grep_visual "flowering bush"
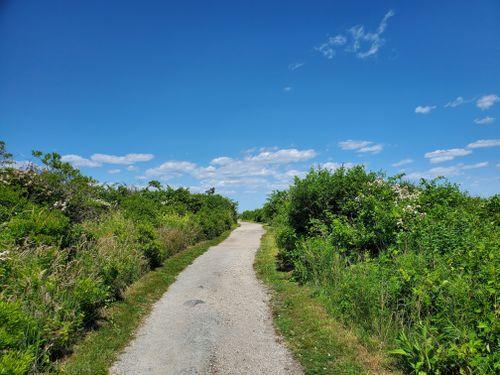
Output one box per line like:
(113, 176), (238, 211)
(0, 142), (237, 373)
(263, 166), (499, 373)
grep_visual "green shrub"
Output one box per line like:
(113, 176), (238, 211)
(261, 166), (499, 373)
(195, 206), (234, 239)
(0, 301), (40, 374)
(0, 141), (237, 373)
(134, 223), (165, 268)
(82, 212), (148, 298)
(0, 205), (70, 247)
(239, 208), (265, 222)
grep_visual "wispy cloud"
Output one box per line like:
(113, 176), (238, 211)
(338, 140), (383, 154)
(245, 148), (317, 164)
(61, 153), (154, 168)
(288, 62), (305, 71)
(349, 10), (395, 58)
(315, 10), (395, 60)
(145, 161), (197, 177)
(392, 158), (413, 167)
(422, 139), (500, 165)
(108, 168), (121, 174)
(424, 148), (472, 163)
(461, 161), (489, 170)
(444, 96), (465, 108)
(476, 94), (500, 110)
(210, 156), (233, 166)
(91, 153), (154, 165)
(283, 86), (293, 92)
(406, 162), (489, 180)
(415, 105), (436, 114)
(467, 139), (500, 149)
(61, 154), (102, 167)
(315, 35), (347, 59)
(474, 116), (495, 125)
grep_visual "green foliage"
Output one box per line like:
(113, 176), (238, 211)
(239, 208), (265, 222)
(262, 166), (499, 373)
(1, 204), (70, 247)
(0, 141), (237, 373)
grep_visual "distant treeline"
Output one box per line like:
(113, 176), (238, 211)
(0, 141), (237, 374)
(254, 165), (499, 373)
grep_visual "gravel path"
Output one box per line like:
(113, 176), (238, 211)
(110, 222), (302, 375)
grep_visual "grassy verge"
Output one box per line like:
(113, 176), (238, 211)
(59, 228), (234, 374)
(255, 227), (396, 375)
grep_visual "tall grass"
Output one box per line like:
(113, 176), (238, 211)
(0, 141), (237, 373)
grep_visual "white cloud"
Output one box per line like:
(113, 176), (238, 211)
(61, 152), (154, 168)
(415, 105), (436, 114)
(392, 158), (413, 167)
(461, 162), (488, 170)
(444, 96), (465, 108)
(91, 153), (154, 165)
(126, 165), (138, 171)
(245, 148), (317, 164)
(348, 10), (395, 58)
(108, 168), (121, 174)
(406, 166), (459, 180)
(424, 148), (472, 163)
(61, 154), (101, 167)
(315, 35), (347, 59)
(338, 140), (383, 154)
(406, 162), (489, 180)
(283, 86), (293, 92)
(145, 161), (197, 178)
(142, 147), (318, 194)
(288, 62), (305, 71)
(467, 139), (500, 149)
(476, 94), (500, 110)
(274, 169), (308, 182)
(210, 156), (233, 166)
(315, 10), (394, 60)
(474, 116), (495, 125)
(338, 140), (371, 150)
(359, 144), (383, 153)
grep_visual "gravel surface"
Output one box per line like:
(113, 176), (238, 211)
(110, 222), (302, 375)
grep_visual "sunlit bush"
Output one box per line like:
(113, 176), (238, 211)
(263, 165), (499, 373)
(0, 141), (237, 373)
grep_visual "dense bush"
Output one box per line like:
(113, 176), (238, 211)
(0, 142), (237, 373)
(262, 165), (499, 374)
(239, 208), (265, 222)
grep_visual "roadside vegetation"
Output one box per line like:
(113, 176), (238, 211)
(255, 228), (394, 374)
(61, 230), (232, 374)
(239, 208), (266, 223)
(255, 165), (499, 374)
(0, 141), (237, 374)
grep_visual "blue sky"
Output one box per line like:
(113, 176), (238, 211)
(1, 0), (499, 210)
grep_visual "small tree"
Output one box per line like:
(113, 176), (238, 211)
(0, 140), (13, 166)
(148, 180), (162, 190)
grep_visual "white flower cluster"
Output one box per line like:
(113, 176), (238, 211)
(391, 184), (421, 202)
(53, 200), (68, 211)
(367, 178), (386, 187)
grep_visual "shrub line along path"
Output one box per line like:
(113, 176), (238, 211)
(110, 222), (302, 374)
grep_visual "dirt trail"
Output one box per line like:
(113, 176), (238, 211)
(110, 222), (302, 375)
